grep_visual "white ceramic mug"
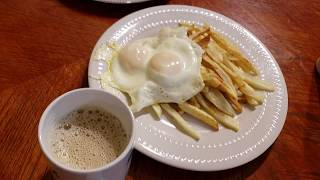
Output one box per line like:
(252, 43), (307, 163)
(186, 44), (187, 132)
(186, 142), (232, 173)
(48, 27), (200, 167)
(38, 88), (135, 180)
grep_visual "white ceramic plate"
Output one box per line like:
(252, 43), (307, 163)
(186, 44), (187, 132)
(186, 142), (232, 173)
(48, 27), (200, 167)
(88, 5), (288, 171)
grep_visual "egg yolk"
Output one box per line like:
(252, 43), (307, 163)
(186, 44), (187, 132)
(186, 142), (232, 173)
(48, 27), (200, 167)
(149, 51), (185, 76)
(118, 43), (149, 73)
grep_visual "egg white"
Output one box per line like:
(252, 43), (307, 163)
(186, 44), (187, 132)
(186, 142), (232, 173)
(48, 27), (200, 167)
(101, 27), (204, 112)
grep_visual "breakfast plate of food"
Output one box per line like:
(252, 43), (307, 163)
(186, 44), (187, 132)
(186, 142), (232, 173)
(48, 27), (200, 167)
(88, 5), (288, 171)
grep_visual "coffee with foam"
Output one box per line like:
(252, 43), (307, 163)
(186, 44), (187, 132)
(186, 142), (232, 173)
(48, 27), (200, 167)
(48, 106), (128, 170)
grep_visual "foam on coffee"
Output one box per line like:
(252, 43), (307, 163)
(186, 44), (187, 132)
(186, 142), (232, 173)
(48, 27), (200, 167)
(49, 106), (128, 170)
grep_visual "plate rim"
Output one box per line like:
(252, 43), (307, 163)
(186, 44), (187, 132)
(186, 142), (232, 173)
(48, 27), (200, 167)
(88, 5), (288, 171)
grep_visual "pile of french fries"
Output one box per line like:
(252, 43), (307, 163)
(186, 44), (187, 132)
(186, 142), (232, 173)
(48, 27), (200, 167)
(151, 23), (275, 141)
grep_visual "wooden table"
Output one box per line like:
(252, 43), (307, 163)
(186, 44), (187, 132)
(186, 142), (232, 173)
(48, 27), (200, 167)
(1, 0), (320, 179)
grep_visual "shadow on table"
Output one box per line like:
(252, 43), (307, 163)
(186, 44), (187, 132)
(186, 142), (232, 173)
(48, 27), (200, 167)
(42, 171), (54, 180)
(58, 0), (169, 18)
(41, 147), (271, 179)
(128, 147), (272, 179)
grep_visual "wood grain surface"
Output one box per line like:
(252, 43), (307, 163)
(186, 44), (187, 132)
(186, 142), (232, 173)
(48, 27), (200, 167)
(1, 0), (320, 179)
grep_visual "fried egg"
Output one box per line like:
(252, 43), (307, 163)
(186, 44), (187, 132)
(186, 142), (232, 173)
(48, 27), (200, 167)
(101, 27), (204, 112)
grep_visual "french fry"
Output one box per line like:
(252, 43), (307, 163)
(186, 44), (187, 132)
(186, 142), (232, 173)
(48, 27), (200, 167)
(196, 94), (239, 132)
(200, 67), (236, 100)
(205, 78), (221, 88)
(238, 95), (247, 103)
(203, 55), (238, 99)
(239, 82), (264, 104)
(202, 66), (223, 87)
(209, 30), (258, 75)
(206, 56), (263, 103)
(194, 33), (209, 42)
(202, 87), (235, 117)
(226, 95), (242, 113)
(228, 56), (258, 76)
(202, 66), (223, 81)
(244, 85), (264, 107)
(241, 73), (274, 91)
(202, 69), (236, 100)
(232, 83), (244, 97)
(178, 102), (219, 130)
(170, 103), (185, 115)
(223, 58), (274, 91)
(179, 23), (201, 35)
(204, 78), (235, 101)
(246, 96), (259, 107)
(196, 34), (211, 48)
(151, 104), (162, 120)
(206, 41), (226, 63)
(205, 78), (237, 102)
(204, 54), (238, 83)
(201, 68), (216, 81)
(188, 97), (201, 108)
(190, 26), (210, 40)
(161, 104), (199, 140)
